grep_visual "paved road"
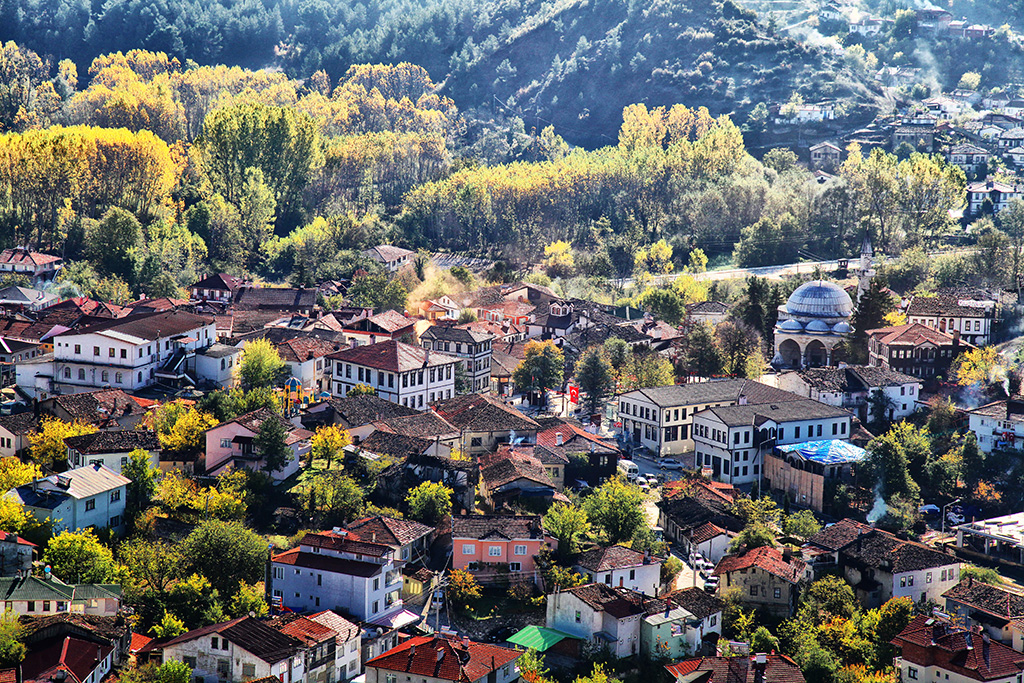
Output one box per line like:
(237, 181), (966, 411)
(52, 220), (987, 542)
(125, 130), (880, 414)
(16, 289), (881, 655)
(612, 259), (843, 289)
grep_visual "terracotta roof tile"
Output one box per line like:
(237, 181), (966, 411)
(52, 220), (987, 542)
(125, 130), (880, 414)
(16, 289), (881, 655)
(714, 546), (806, 584)
(575, 545), (651, 572)
(893, 615), (1024, 680)
(665, 655), (805, 683)
(452, 515), (543, 541)
(327, 340), (459, 373)
(366, 634), (521, 683)
(433, 393), (539, 432)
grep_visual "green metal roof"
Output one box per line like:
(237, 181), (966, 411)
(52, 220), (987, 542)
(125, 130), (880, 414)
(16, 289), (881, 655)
(506, 626), (575, 652)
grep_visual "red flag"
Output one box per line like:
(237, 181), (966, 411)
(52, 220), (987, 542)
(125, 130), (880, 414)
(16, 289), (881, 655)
(569, 386), (579, 403)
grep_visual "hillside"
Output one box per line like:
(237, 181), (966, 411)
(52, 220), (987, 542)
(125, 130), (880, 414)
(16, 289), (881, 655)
(0, 0), (881, 147)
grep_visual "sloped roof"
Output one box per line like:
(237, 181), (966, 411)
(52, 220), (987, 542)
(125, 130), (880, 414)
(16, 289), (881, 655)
(365, 634), (521, 683)
(160, 617), (303, 664)
(233, 287), (317, 310)
(190, 273), (247, 292)
(296, 530), (391, 557)
(794, 365), (920, 392)
(347, 515), (433, 549)
(840, 528), (960, 573)
(943, 578), (1024, 620)
(665, 587), (726, 621)
(274, 336), (338, 362)
(452, 515), (543, 541)
(665, 655), (806, 683)
(0, 248), (60, 268)
(422, 326), (493, 344)
(48, 389), (147, 425)
(64, 429), (160, 455)
(308, 610), (360, 644)
(433, 393), (539, 432)
(866, 322), (965, 347)
(893, 615), (1024, 681)
(327, 340), (460, 372)
(714, 546), (806, 584)
(0, 411), (37, 436)
(373, 412), (458, 439)
(56, 310), (213, 342)
(624, 379), (802, 409)
(22, 636), (114, 683)
(908, 294), (995, 318)
(272, 548), (385, 577)
(804, 518), (872, 551)
(310, 395), (420, 428)
(362, 245), (415, 264)
(481, 453), (554, 491)
(561, 584), (664, 619)
(359, 431), (436, 457)
(575, 545), (652, 572)
(12, 464), (130, 508)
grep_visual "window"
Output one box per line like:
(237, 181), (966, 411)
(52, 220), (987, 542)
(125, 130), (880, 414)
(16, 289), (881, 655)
(908, 576), (914, 586)
(110, 489), (121, 503)
(749, 586), (758, 596)
(794, 427), (800, 439)
(94, 346), (100, 356)
(115, 372), (122, 384)
(470, 437), (482, 447)
(26, 601), (34, 612)
(184, 657), (196, 670)
(101, 370), (108, 382)
(373, 578), (380, 591)
(110, 516), (120, 527)
(908, 668), (918, 680)
(273, 567), (284, 580)
(221, 438), (232, 448)
(74, 344), (81, 354)
(121, 349), (127, 359)
(372, 601), (379, 613)
(629, 569), (635, 580)
(56, 601), (66, 612)
(212, 637), (219, 649)
(710, 615), (717, 626)
(927, 572), (932, 583)
(43, 601), (50, 612)
(85, 498), (96, 511)
(217, 659), (230, 677)
(509, 562), (521, 571)
(79, 368), (86, 380)
(242, 665), (256, 680)
(489, 546), (502, 556)
(900, 577), (906, 587)
(386, 675), (398, 683)
(773, 588), (781, 599)
(575, 610), (582, 623)
(514, 545), (527, 556)
(462, 544), (475, 555)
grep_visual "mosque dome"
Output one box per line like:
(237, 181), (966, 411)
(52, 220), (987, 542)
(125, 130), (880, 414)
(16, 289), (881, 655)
(832, 322), (852, 334)
(805, 320), (831, 334)
(785, 280), (854, 318)
(778, 319), (805, 332)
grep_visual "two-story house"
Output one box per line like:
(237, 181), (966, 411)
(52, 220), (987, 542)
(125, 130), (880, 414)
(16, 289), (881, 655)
(944, 577), (1024, 651)
(804, 519), (961, 608)
(361, 245), (415, 273)
(778, 365), (922, 423)
(364, 634), (521, 683)
(967, 179), (1023, 215)
(906, 293), (997, 347)
(327, 340), (460, 409)
(204, 408), (311, 480)
(714, 546), (809, 617)
(692, 399), (853, 486)
(8, 464), (129, 534)
(617, 379), (805, 457)
(0, 575), (120, 616)
(893, 615), (1024, 683)
(573, 545), (663, 597)
(270, 336), (338, 394)
(452, 515), (547, 584)
(421, 326), (494, 393)
(189, 273), (247, 303)
(0, 248), (62, 281)
(270, 529), (404, 622)
(153, 616), (306, 683)
(968, 398), (1024, 453)
(308, 610), (362, 682)
(44, 310), (216, 398)
(64, 430), (160, 475)
(948, 143), (991, 175)
(433, 393), (540, 456)
(866, 323), (967, 380)
(0, 412), (37, 458)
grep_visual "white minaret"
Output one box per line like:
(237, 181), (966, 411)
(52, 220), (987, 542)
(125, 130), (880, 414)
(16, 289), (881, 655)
(856, 232), (875, 301)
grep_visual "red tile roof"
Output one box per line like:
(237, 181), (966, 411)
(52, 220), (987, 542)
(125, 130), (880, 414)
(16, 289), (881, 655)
(275, 336), (339, 362)
(893, 615), (1024, 681)
(276, 616), (336, 645)
(866, 322), (965, 347)
(714, 546), (806, 584)
(575, 545), (651, 572)
(346, 516), (434, 549)
(271, 548), (385, 578)
(297, 529), (391, 557)
(366, 634), (521, 683)
(130, 633), (153, 652)
(666, 656), (805, 683)
(22, 636), (114, 683)
(433, 393), (540, 432)
(0, 248), (61, 267)
(690, 521), (729, 545)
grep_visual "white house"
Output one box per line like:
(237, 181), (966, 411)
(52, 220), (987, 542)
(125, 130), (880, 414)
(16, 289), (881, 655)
(617, 379), (805, 456)
(573, 545), (663, 597)
(0, 576), (120, 616)
(692, 399), (853, 486)
(967, 398), (1024, 453)
(0, 248), (61, 280)
(0, 412), (36, 458)
(268, 336), (338, 394)
(270, 529), (405, 623)
(421, 325), (495, 393)
(966, 180), (1023, 215)
(777, 365), (922, 423)
(194, 343), (241, 389)
(8, 463), (129, 534)
(64, 430), (160, 475)
(204, 408), (310, 480)
(41, 310), (216, 398)
(361, 245), (416, 273)
(546, 584), (648, 658)
(906, 292), (997, 347)
(308, 610), (363, 682)
(154, 616), (306, 683)
(326, 340), (460, 410)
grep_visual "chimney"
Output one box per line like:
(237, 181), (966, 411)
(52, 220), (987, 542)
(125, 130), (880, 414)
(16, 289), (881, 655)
(753, 653), (767, 683)
(555, 432), (563, 446)
(437, 649), (444, 662)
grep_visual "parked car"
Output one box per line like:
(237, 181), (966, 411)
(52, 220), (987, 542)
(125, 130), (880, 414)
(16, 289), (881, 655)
(660, 458), (684, 470)
(919, 504), (940, 517)
(704, 576), (720, 593)
(635, 476), (649, 487)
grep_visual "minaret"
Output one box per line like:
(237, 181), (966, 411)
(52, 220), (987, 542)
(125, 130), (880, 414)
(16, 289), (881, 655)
(857, 232), (875, 301)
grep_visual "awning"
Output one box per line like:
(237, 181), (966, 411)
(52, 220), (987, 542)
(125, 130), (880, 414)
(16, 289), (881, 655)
(369, 608), (420, 630)
(506, 626), (576, 652)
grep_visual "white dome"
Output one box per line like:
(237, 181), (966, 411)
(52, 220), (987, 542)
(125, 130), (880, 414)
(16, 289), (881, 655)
(832, 322), (852, 334)
(778, 319), (804, 332)
(806, 319), (831, 334)
(786, 280), (853, 318)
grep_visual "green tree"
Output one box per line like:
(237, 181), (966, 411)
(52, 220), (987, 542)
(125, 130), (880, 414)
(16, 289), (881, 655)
(582, 478), (645, 543)
(639, 287), (686, 325)
(715, 320), (763, 378)
(167, 573), (225, 628)
(575, 349), (615, 415)
(686, 322), (725, 378)
(544, 502), (591, 558)
(150, 611), (187, 638)
(120, 538), (182, 593)
(763, 148), (798, 175)
(750, 625), (780, 653)
(517, 649), (549, 683)
(513, 340), (564, 407)
(347, 270), (408, 313)
(255, 417), (291, 473)
(0, 610), (25, 667)
(154, 661), (192, 683)
(228, 581), (269, 618)
(867, 422), (926, 504)
(802, 575), (858, 620)
(784, 510), (822, 538)
(347, 384), (377, 396)
(236, 167), (277, 270)
(848, 278), (895, 364)
(88, 207), (143, 282)
(872, 597), (915, 664)
(310, 424), (351, 468)
(123, 448), (157, 521)
(405, 481), (453, 524)
(239, 338), (286, 389)
(43, 529), (119, 583)
(201, 102), (324, 224)
(300, 471), (366, 524)
(180, 520), (267, 597)
(961, 564), (1004, 584)
(729, 524), (776, 551)
(868, 389), (895, 429)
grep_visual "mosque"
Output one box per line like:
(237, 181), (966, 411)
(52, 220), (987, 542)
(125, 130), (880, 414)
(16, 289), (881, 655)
(771, 236), (874, 369)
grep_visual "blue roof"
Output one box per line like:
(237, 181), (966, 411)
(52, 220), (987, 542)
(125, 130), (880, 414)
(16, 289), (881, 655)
(776, 439), (867, 465)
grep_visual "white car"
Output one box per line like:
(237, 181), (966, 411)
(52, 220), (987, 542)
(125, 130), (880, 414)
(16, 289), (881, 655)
(635, 476), (649, 487)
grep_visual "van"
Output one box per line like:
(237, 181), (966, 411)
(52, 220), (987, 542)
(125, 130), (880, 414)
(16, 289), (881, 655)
(617, 459), (639, 482)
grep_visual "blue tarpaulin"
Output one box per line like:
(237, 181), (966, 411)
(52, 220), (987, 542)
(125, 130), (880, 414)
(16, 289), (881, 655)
(776, 439), (867, 465)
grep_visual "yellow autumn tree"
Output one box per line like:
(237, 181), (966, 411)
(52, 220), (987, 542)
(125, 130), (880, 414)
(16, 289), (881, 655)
(28, 418), (98, 468)
(952, 346), (1005, 387)
(0, 457), (40, 492)
(146, 402), (218, 455)
(543, 240), (575, 277)
(310, 424), (351, 469)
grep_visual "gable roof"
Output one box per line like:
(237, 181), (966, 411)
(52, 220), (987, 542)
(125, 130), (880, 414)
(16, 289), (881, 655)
(943, 578), (1024, 622)
(190, 273), (247, 292)
(0, 412), (37, 436)
(804, 518), (872, 551)
(12, 464), (130, 509)
(274, 336), (339, 363)
(22, 636), (114, 683)
(365, 634), (521, 683)
(362, 245), (415, 264)
(575, 545), (653, 572)
(346, 516), (433, 549)
(47, 389), (148, 426)
(665, 588), (726, 621)
(828, 525), (959, 573)
(422, 326), (493, 344)
(433, 393), (540, 432)
(714, 546), (806, 584)
(702, 399), (850, 428)
(665, 655), (805, 683)
(893, 615), (1024, 681)
(327, 340), (460, 373)
(907, 294), (995, 319)
(452, 515), (544, 541)
(624, 379), (802, 409)
(866, 322), (964, 347)
(481, 453), (554, 491)
(0, 248), (61, 268)
(233, 287), (317, 310)
(793, 365), (920, 393)
(373, 412), (458, 439)
(310, 395), (421, 428)
(64, 429), (160, 455)
(57, 309), (214, 343)
(214, 408), (310, 444)
(161, 617), (303, 664)
(308, 610), (360, 644)
(561, 583), (665, 619)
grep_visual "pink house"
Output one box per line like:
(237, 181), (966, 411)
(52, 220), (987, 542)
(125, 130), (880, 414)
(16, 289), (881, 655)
(203, 407), (311, 480)
(451, 515), (549, 584)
